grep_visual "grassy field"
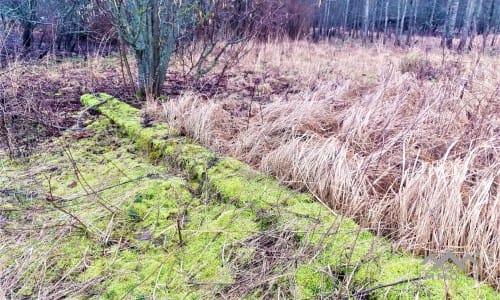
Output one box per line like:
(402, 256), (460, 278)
(161, 40), (500, 288)
(1, 38), (499, 296)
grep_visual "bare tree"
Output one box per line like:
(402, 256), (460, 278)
(482, 0), (496, 50)
(383, 0), (389, 44)
(362, 0), (370, 44)
(427, 0), (438, 34)
(343, 0), (350, 38)
(0, 0), (38, 50)
(395, 0), (401, 45)
(444, 0), (459, 49)
(458, 0), (477, 51)
(102, 0), (211, 98)
(468, 0), (483, 50)
(21, 0), (37, 49)
(406, 0), (419, 45)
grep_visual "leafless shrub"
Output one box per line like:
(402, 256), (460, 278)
(400, 53), (465, 81)
(399, 54), (438, 80)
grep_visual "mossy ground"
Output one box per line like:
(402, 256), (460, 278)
(0, 95), (497, 299)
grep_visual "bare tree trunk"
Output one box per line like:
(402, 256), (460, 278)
(491, 25), (499, 47)
(150, 0), (162, 97)
(468, 0), (483, 50)
(428, 0), (437, 34)
(324, 0), (331, 39)
(343, 0), (350, 38)
(117, 0), (173, 98)
(397, 0), (408, 46)
(400, 0), (408, 36)
(352, 3), (360, 38)
(363, 0), (370, 44)
(22, 22), (35, 49)
(371, 0), (382, 39)
(407, 0), (419, 45)
(445, 0), (459, 49)
(318, 1), (324, 37)
(458, 0), (477, 51)
(383, 0), (389, 44)
(372, 0), (379, 41)
(442, 0), (452, 46)
(395, 0), (402, 45)
(22, 0), (37, 50)
(482, 0), (496, 51)
(413, 0), (419, 41)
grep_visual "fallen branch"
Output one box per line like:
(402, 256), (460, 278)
(45, 175), (90, 234)
(342, 276), (428, 299)
(76, 96), (109, 130)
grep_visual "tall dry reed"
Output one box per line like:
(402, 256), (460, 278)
(162, 40), (500, 287)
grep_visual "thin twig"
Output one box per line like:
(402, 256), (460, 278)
(45, 174), (90, 234)
(342, 276), (428, 299)
(76, 97), (109, 130)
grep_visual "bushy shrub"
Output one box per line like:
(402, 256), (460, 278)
(399, 54), (464, 81)
(399, 54), (438, 80)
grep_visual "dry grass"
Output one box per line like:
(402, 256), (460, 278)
(161, 39), (500, 288)
(0, 51), (128, 157)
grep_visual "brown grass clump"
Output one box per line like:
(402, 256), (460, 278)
(159, 40), (500, 288)
(399, 53), (464, 80)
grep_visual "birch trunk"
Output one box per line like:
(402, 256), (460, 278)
(445, 0), (460, 49)
(458, 0), (477, 51)
(362, 0), (370, 44)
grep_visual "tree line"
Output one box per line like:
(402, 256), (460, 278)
(1, 0), (499, 97)
(2, 1), (498, 52)
(311, 0), (499, 50)
(0, 1), (105, 56)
